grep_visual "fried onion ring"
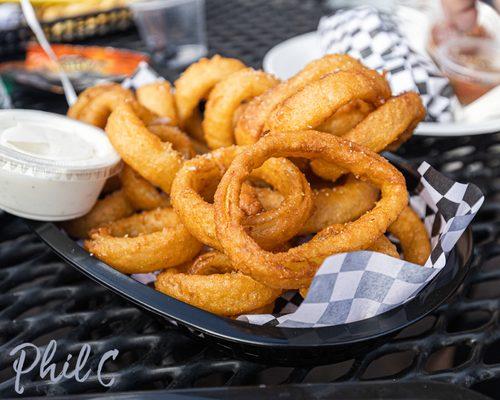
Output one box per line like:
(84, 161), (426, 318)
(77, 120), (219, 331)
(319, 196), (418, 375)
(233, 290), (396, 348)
(147, 124), (196, 159)
(389, 206), (431, 265)
(62, 189), (134, 239)
(299, 176), (380, 235)
(155, 251), (280, 316)
(120, 165), (170, 211)
(85, 208), (202, 274)
(174, 55), (246, 125)
(171, 146), (313, 251)
(264, 69), (390, 132)
(311, 93), (426, 181)
(68, 84), (136, 128)
(136, 81), (178, 125)
(234, 54), (370, 145)
(106, 103), (187, 194)
(316, 100), (374, 136)
(214, 130), (408, 289)
(183, 107), (206, 143)
(203, 68), (279, 149)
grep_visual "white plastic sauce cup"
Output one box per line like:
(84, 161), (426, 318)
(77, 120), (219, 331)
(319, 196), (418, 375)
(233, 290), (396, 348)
(0, 110), (121, 221)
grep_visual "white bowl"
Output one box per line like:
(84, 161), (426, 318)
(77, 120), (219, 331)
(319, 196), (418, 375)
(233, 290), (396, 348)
(0, 110), (121, 221)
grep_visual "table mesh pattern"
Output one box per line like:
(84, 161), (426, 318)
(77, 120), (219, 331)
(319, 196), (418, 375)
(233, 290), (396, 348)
(1, 0), (500, 398)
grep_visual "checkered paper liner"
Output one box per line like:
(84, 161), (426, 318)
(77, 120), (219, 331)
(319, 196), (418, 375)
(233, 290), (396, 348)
(238, 162), (483, 328)
(317, 6), (454, 123)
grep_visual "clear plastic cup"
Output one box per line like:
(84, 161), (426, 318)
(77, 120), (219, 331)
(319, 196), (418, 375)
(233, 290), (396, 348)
(436, 37), (500, 105)
(130, 0), (207, 68)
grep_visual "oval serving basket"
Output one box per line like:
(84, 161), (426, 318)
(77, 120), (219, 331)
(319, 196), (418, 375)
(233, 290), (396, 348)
(26, 154), (473, 366)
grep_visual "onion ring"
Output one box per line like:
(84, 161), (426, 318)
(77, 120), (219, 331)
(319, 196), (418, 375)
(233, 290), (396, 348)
(147, 124), (196, 159)
(62, 189), (134, 239)
(171, 146), (313, 251)
(389, 206), (431, 265)
(120, 165), (170, 211)
(155, 251), (280, 316)
(316, 100), (374, 136)
(183, 107), (206, 143)
(299, 176), (380, 235)
(68, 84), (136, 128)
(264, 69), (390, 132)
(174, 55), (246, 126)
(214, 130), (408, 289)
(311, 93), (425, 181)
(203, 68), (279, 149)
(106, 103), (187, 194)
(136, 81), (178, 125)
(234, 54), (370, 145)
(85, 207), (202, 274)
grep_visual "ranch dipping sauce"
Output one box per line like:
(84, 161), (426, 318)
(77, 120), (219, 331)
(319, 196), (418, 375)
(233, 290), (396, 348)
(0, 109), (121, 221)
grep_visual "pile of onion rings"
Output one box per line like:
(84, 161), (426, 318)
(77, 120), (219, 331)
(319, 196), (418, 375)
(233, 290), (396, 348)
(65, 54), (431, 317)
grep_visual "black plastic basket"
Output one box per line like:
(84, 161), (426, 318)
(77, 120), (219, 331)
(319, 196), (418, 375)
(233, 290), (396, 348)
(25, 155), (474, 366)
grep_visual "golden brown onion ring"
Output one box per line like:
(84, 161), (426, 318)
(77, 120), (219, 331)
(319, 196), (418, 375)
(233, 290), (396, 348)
(62, 189), (134, 239)
(85, 208), (202, 274)
(174, 55), (246, 126)
(106, 103), (187, 194)
(155, 252), (280, 316)
(68, 84), (135, 128)
(311, 93), (426, 181)
(136, 81), (178, 125)
(299, 176), (380, 235)
(264, 69), (390, 132)
(234, 54), (369, 145)
(389, 206), (431, 265)
(316, 100), (374, 136)
(171, 146), (313, 251)
(203, 68), (279, 149)
(120, 165), (170, 211)
(214, 130), (408, 289)
(147, 124), (196, 159)
(183, 107), (206, 143)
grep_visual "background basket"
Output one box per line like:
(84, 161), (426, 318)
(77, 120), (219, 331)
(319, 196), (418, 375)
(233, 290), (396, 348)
(0, 6), (133, 58)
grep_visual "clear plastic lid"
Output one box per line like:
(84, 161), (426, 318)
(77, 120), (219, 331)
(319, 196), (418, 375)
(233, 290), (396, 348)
(0, 109), (121, 181)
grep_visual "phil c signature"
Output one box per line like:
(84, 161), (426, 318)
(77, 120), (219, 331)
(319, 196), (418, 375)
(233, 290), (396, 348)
(9, 340), (119, 395)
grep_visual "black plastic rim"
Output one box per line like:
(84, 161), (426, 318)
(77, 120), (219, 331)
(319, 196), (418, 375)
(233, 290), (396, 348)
(25, 154), (473, 355)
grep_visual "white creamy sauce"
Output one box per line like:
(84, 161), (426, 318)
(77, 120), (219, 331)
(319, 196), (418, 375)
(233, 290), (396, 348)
(0, 110), (121, 221)
(0, 122), (95, 161)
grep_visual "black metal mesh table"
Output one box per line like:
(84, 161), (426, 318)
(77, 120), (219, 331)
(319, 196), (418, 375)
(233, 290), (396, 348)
(1, 0), (500, 398)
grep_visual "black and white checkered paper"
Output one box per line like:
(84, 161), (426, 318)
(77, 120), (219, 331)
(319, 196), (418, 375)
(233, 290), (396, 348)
(238, 162), (483, 328)
(318, 6), (454, 123)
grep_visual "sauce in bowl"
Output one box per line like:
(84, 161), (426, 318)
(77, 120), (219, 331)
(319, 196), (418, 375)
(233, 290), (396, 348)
(436, 37), (500, 105)
(0, 110), (121, 221)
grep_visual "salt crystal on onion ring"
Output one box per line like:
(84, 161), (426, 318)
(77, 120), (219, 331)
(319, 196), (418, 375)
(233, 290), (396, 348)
(171, 146), (313, 251)
(214, 130), (408, 289)
(85, 207), (202, 274)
